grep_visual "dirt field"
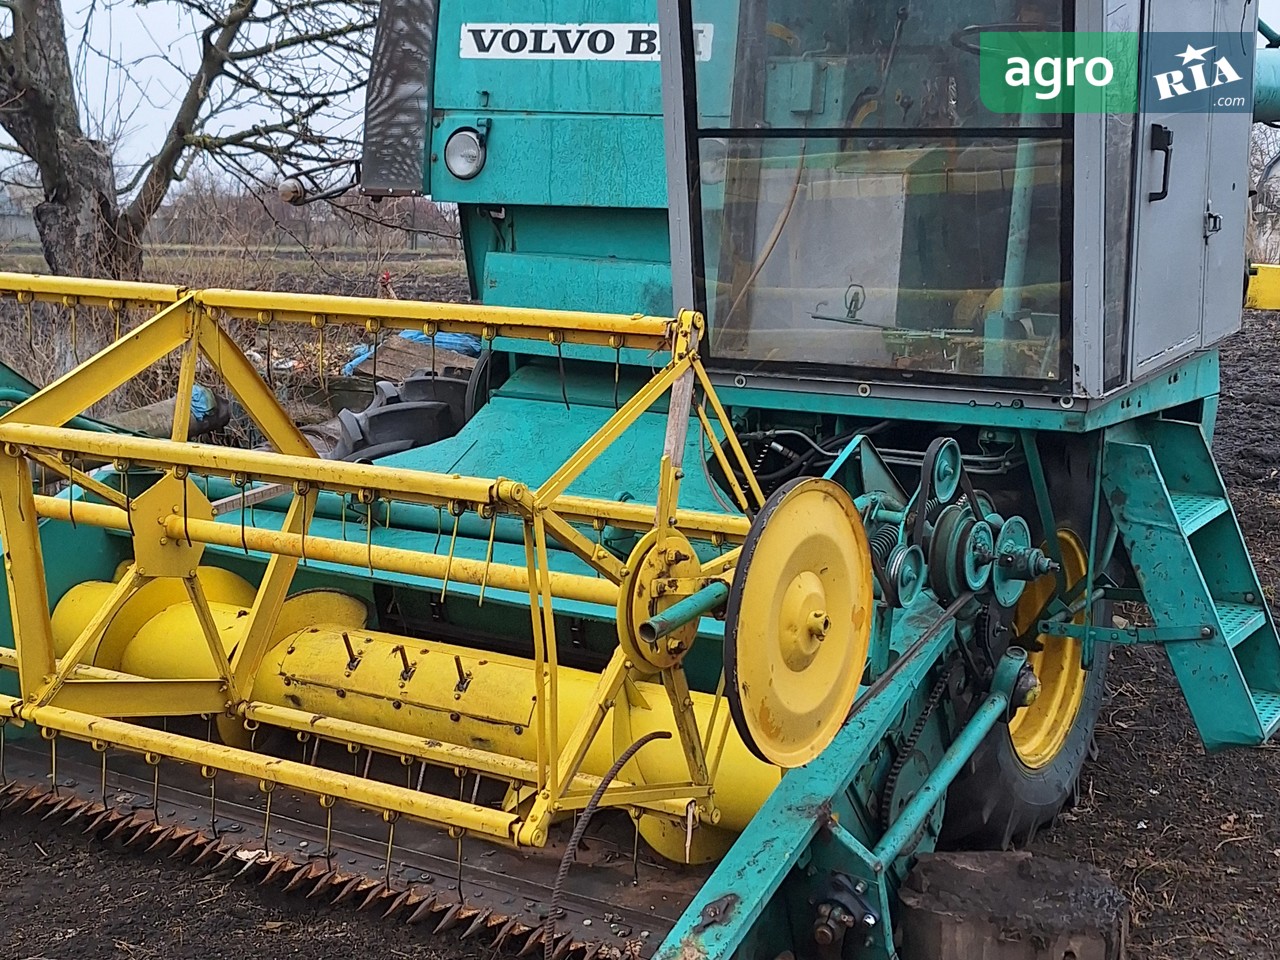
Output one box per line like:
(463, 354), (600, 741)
(1025, 310), (1280, 960)
(1, 293), (1278, 959)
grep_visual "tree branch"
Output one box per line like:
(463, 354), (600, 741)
(124, 0), (258, 232)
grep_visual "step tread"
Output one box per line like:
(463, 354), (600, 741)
(1170, 491), (1229, 534)
(1252, 690), (1280, 738)
(1215, 601), (1268, 646)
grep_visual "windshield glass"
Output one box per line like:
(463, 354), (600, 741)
(684, 0), (1071, 385)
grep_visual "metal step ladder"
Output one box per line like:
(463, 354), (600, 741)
(1103, 417), (1280, 749)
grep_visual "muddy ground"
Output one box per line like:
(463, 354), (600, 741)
(1, 291), (1279, 959)
(1024, 310), (1280, 960)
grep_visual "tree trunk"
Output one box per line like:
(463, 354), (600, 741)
(0, 0), (145, 281)
(31, 137), (143, 280)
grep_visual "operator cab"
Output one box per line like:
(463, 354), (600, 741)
(661, 0), (1251, 403)
(675, 3), (1068, 385)
(360, 0), (1252, 413)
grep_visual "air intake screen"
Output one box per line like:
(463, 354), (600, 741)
(360, 0), (437, 195)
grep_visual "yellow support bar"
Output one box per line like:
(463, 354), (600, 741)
(229, 492), (312, 692)
(195, 310), (315, 459)
(13, 426), (747, 543)
(47, 679), (229, 717)
(0, 646), (122, 679)
(1248, 264), (1280, 310)
(0, 296), (195, 429)
(171, 326), (202, 442)
(31, 494), (619, 608)
(35, 566), (145, 705)
(195, 288), (674, 351)
(553, 492), (748, 542)
(0, 450), (55, 697)
(3, 696), (522, 841)
(5, 425), (506, 506)
(28, 453), (127, 509)
(0, 274), (674, 350)
(535, 355), (690, 506)
(0, 272), (184, 309)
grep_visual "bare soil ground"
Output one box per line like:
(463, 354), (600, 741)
(1025, 310), (1280, 960)
(1, 288), (1278, 959)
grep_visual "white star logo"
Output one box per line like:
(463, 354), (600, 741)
(1177, 43), (1215, 65)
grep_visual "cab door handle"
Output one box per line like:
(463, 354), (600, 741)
(1148, 124), (1174, 202)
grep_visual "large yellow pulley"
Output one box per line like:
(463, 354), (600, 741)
(725, 478), (875, 768)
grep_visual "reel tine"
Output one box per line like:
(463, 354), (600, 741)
(551, 932), (576, 960)
(405, 893), (439, 925)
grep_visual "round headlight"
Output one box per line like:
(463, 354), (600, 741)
(444, 128), (486, 180)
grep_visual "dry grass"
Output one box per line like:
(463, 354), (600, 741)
(0, 235), (467, 431)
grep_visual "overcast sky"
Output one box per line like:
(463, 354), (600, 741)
(48, 0), (1280, 181)
(61, 0), (367, 180)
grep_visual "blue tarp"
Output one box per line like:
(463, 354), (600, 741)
(342, 331), (483, 376)
(191, 384), (215, 420)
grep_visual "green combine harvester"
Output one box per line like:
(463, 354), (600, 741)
(1, 0), (1280, 957)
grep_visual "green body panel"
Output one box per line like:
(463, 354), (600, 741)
(430, 0), (672, 319)
(432, 118), (666, 209)
(482, 251), (673, 316)
(712, 350), (1222, 434)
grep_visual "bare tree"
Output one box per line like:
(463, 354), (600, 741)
(0, 0), (375, 279)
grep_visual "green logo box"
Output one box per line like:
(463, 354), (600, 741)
(979, 31), (1252, 114)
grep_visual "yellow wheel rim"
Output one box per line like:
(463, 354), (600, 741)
(725, 478), (874, 768)
(1008, 530), (1090, 769)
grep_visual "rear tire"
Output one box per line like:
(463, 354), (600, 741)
(940, 527), (1108, 849)
(939, 641), (1106, 848)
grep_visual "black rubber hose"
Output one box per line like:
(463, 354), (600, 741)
(543, 731), (673, 959)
